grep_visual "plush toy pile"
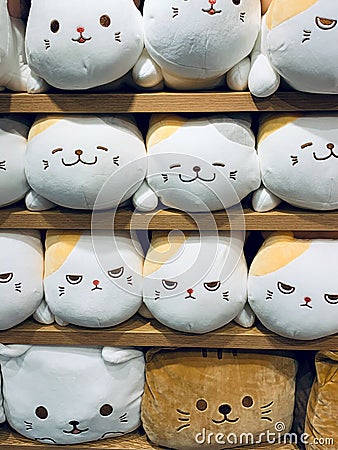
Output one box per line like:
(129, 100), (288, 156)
(133, 114), (260, 213)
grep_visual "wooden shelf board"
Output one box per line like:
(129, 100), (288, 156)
(0, 425), (160, 449)
(1, 91), (337, 113)
(1, 205), (338, 231)
(0, 317), (337, 350)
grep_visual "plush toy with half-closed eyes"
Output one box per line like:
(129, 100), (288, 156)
(0, 345), (145, 445)
(36, 230), (143, 328)
(24, 0), (144, 91)
(133, 114), (260, 213)
(25, 114), (147, 211)
(249, 0), (338, 97)
(132, 0), (261, 91)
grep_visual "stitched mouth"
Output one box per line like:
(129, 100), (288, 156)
(300, 303), (313, 309)
(313, 151), (338, 161)
(185, 295), (196, 300)
(315, 16), (337, 30)
(63, 426), (89, 435)
(212, 416), (239, 424)
(179, 173), (216, 183)
(61, 156), (98, 167)
(202, 6), (222, 15)
(71, 34), (92, 44)
(91, 286), (103, 291)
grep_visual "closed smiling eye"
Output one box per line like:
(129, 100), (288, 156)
(162, 280), (178, 290)
(204, 281), (221, 292)
(277, 281), (295, 295)
(108, 267), (124, 278)
(0, 272), (13, 283)
(170, 163), (181, 169)
(66, 275), (83, 285)
(324, 294), (338, 305)
(212, 162), (225, 167)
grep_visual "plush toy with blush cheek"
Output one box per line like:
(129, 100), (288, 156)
(25, 0), (144, 91)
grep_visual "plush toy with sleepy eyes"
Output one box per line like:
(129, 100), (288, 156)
(132, 0), (261, 91)
(25, 114), (147, 211)
(249, 0), (338, 97)
(25, 0), (144, 91)
(0, 345), (145, 445)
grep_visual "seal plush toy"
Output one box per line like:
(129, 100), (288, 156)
(132, 0), (261, 91)
(0, 345), (145, 445)
(25, 0), (144, 91)
(249, 0), (338, 96)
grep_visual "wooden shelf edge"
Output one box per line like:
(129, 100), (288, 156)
(1, 205), (338, 231)
(0, 91), (337, 113)
(0, 318), (337, 351)
(0, 425), (160, 449)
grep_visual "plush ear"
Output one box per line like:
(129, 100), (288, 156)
(0, 344), (31, 359)
(102, 347), (144, 365)
(0, 0), (11, 60)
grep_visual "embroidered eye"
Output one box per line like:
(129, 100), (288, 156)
(100, 14), (111, 27)
(169, 164), (181, 169)
(196, 399), (208, 411)
(277, 282), (295, 295)
(204, 281), (221, 292)
(242, 396), (254, 408)
(50, 20), (60, 33)
(108, 267), (124, 278)
(51, 147), (63, 154)
(324, 294), (338, 305)
(35, 406), (48, 420)
(66, 275), (83, 285)
(0, 272), (13, 283)
(232, 0), (241, 4)
(162, 280), (178, 290)
(100, 404), (113, 416)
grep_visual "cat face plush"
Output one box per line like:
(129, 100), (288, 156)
(44, 231), (143, 328)
(25, 115), (147, 210)
(248, 233), (338, 340)
(0, 230), (43, 330)
(264, 0), (337, 94)
(141, 114), (260, 212)
(142, 0), (260, 88)
(142, 348), (297, 449)
(0, 117), (29, 207)
(25, 0), (144, 90)
(254, 113), (338, 211)
(0, 345), (145, 445)
(143, 231), (248, 333)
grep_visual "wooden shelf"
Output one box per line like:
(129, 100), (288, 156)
(0, 91), (337, 113)
(0, 317), (337, 350)
(0, 425), (160, 449)
(1, 204), (338, 231)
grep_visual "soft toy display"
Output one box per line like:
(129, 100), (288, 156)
(132, 0), (261, 91)
(133, 114), (260, 213)
(25, 114), (147, 211)
(0, 0), (44, 92)
(38, 230), (143, 328)
(25, 0), (144, 91)
(305, 351), (338, 449)
(249, 0), (338, 97)
(0, 230), (44, 330)
(252, 113), (338, 212)
(0, 116), (30, 207)
(248, 232), (338, 340)
(0, 345), (145, 445)
(142, 348), (298, 449)
(142, 230), (254, 334)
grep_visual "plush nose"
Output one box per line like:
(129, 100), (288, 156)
(77, 27), (85, 33)
(209, 0), (217, 4)
(69, 420), (79, 427)
(327, 143), (335, 150)
(193, 166), (201, 173)
(93, 280), (100, 286)
(304, 297), (312, 304)
(75, 149), (83, 156)
(218, 404), (232, 417)
(187, 288), (194, 295)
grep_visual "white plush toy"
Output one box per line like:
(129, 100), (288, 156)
(0, 230), (44, 330)
(25, 0), (144, 91)
(37, 230), (143, 328)
(0, 0), (45, 92)
(0, 345), (145, 445)
(0, 116), (30, 207)
(133, 114), (260, 213)
(132, 0), (261, 90)
(143, 230), (254, 334)
(248, 232), (338, 340)
(253, 113), (338, 212)
(249, 0), (338, 97)
(25, 115), (147, 211)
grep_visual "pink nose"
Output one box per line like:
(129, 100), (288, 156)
(187, 289), (194, 295)
(304, 297), (312, 304)
(77, 27), (85, 33)
(93, 280), (100, 286)
(209, 0), (216, 4)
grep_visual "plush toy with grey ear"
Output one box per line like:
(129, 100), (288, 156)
(0, 0), (45, 92)
(0, 345), (145, 445)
